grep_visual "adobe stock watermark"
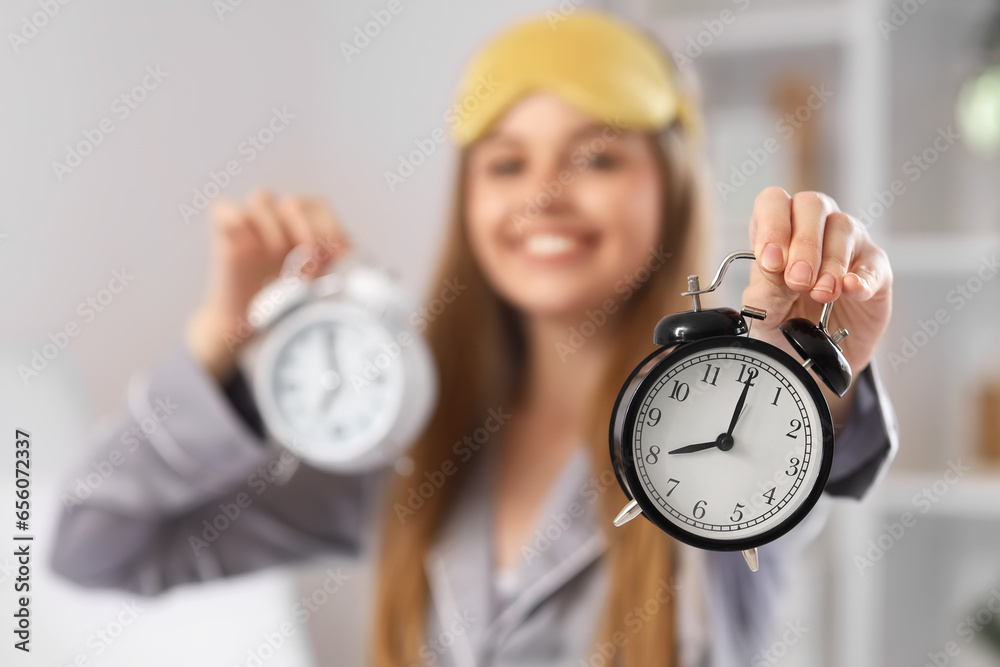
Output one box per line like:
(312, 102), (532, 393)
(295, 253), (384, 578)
(53, 600), (145, 667)
(0, 555), (19, 586)
(406, 610), (477, 667)
(579, 577), (681, 667)
(853, 125), (960, 230)
(220, 236), (346, 354)
(188, 442), (304, 557)
(340, 0), (414, 63)
(17, 268), (135, 386)
(751, 619), (809, 666)
(853, 458), (970, 575)
(917, 586), (1000, 667)
(555, 245), (672, 362)
(544, 0), (587, 28)
(877, 0), (930, 40)
(671, 0), (753, 70)
(51, 65), (169, 183)
(393, 406), (511, 523)
(213, 0), (250, 21)
(179, 106), (296, 223)
(232, 567), (351, 667)
(384, 73), (502, 192)
(510, 116), (630, 234)
(8, 0), (75, 54)
(716, 83), (833, 203)
(521, 469), (618, 565)
(60, 395), (181, 513)
(349, 277), (467, 393)
(887, 254), (998, 373)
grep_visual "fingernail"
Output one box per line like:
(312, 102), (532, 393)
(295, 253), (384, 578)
(846, 272), (867, 292)
(788, 261), (813, 286)
(813, 273), (835, 293)
(761, 243), (784, 272)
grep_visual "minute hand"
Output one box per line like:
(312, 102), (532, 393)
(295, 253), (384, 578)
(727, 378), (752, 436)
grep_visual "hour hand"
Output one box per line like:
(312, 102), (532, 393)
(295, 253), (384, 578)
(668, 440), (720, 455)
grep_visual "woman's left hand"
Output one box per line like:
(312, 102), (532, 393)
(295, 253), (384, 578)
(740, 187), (893, 426)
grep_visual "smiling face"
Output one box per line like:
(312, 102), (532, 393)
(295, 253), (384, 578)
(463, 93), (664, 322)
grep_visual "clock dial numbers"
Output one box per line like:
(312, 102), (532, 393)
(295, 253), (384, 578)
(630, 347), (823, 543)
(668, 380), (690, 402)
(692, 500), (707, 519)
(736, 363), (759, 386)
(786, 457), (801, 477)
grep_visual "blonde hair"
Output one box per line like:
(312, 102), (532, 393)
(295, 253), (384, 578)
(372, 117), (711, 666)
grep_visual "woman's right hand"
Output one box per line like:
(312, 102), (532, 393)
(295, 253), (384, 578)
(184, 188), (350, 381)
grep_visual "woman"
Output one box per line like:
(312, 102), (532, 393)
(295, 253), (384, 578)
(52, 10), (897, 666)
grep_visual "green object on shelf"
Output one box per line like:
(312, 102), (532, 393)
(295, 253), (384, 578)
(957, 63), (1000, 156)
(965, 589), (1000, 654)
(977, 611), (1000, 653)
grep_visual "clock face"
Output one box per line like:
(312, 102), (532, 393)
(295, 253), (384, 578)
(621, 337), (833, 550)
(262, 302), (405, 457)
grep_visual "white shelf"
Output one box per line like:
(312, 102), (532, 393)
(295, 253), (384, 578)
(881, 232), (1000, 275)
(873, 470), (1000, 520)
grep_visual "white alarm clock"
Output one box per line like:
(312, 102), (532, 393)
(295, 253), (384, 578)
(246, 248), (437, 473)
(610, 251), (851, 572)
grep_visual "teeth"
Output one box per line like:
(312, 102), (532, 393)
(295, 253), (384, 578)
(523, 234), (579, 257)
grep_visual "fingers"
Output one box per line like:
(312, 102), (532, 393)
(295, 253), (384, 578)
(209, 197), (251, 241)
(843, 238), (893, 302)
(275, 194), (316, 249)
(247, 188), (294, 260)
(278, 196), (350, 275)
(810, 212), (857, 303)
(750, 187), (792, 288)
(785, 191), (834, 292)
(751, 189), (847, 296)
(301, 197), (350, 257)
(749, 187), (894, 312)
(210, 188), (350, 272)
(207, 197), (270, 268)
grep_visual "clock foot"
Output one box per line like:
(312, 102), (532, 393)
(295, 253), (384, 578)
(613, 499), (643, 527)
(742, 548), (759, 572)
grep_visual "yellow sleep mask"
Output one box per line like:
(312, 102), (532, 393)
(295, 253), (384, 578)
(448, 10), (698, 146)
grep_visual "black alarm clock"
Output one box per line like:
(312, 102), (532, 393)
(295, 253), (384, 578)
(609, 250), (852, 572)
